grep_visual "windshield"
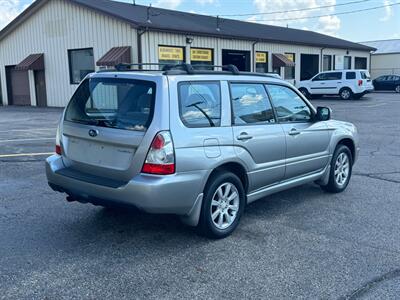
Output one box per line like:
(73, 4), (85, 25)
(65, 78), (156, 131)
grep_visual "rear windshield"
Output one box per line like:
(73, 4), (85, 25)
(360, 71), (370, 80)
(65, 78), (156, 131)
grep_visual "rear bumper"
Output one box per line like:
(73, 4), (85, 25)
(46, 155), (207, 215)
(354, 86), (374, 94)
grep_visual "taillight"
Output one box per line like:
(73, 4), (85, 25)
(142, 131), (175, 175)
(55, 125), (62, 155)
(55, 145), (62, 155)
(358, 80), (363, 86)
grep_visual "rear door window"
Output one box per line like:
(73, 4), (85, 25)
(346, 72), (356, 80)
(178, 81), (221, 127)
(65, 78), (156, 131)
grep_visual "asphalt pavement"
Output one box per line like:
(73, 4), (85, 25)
(0, 92), (399, 299)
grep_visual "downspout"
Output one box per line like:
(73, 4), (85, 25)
(252, 40), (259, 72)
(137, 27), (148, 69)
(320, 47), (325, 72)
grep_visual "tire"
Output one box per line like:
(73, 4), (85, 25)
(198, 171), (245, 239)
(395, 85), (400, 93)
(299, 88), (310, 99)
(321, 145), (353, 193)
(339, 88), (353, 100)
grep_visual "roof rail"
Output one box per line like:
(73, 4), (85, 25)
(108, 63), (280, 78)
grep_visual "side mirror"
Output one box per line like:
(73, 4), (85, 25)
(315, 106), (331, 121)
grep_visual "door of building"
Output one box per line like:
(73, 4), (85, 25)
(222, 50), (251, 71)
(300, 54), (319, 81)
(34, 70), (47, 107)
(6, 66), (31, 106)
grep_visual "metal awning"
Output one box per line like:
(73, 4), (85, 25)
(272, 53), (295, 68)
(15, 54), (44, 70)
(97, 46), (131, 67)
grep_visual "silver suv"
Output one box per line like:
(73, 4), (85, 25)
(46, 64), (359, 238)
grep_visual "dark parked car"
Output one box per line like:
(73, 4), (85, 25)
(373, 75), (400, 93)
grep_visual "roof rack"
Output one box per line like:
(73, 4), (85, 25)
(107, 63), (279, 78)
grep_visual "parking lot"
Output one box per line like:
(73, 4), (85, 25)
(0, 92), (399, 299)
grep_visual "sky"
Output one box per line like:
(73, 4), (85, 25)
(0, 0), (399, 42)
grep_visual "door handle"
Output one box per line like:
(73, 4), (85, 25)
(237, 132), (253, 141)
(288, 128), (301, 136)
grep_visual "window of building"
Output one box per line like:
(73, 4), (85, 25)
(230, 83), (275, 125)
(190, 48), (213, 70)
(355, 57), (367, 69)
(323, 55), (332, 71)
(68, 48), (95, 84)
(344, 56), (352, 69)
(158, 45), (185, 68)
(284, 53), (295, 79)
(255, 52), (268, 73)
(178, 81), (221, 127)
(346, 72), (356, 79)
(266, 84), (311, 123)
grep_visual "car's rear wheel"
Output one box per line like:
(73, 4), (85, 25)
(299, 88), (310, 98)
(395, 85), (400, 93)
(198, 172), (245, 239)
(339, 88), (353, 100)
(321, 144), (353, 193)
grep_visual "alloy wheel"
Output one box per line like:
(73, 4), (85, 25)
(341, 89), (350, 100)
(334, 152), (350, 187)
(210, 182), (240, 230)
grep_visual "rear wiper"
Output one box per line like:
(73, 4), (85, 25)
(71, 118), (99, 126)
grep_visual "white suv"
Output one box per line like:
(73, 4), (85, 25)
(297, 70), (374, 100)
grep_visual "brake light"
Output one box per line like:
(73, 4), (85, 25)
(55, 125), (62, 155)
(142, 131), (175, 175)
(358, 80), (363, 86)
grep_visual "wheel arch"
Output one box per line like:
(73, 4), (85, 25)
(339, 86), (355, 94)
(336, 138), (355, 164)
(206, 161), (249, 194)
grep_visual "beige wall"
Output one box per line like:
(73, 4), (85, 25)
(141, 31), (370, 84)
(370, 53), (400, 79)
(0, 0), (137, 107)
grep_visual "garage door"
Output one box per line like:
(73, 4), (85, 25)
(6, 66), (31, 106)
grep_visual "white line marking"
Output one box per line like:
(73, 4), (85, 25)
(0, 128), (56, 133)
(0, 138), (54, 143)
(0, 152), (54, 158)
(365, 103), (387, 108)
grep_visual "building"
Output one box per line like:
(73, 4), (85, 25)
(361, 39), (400, 79)
(0, 0), (375, 107)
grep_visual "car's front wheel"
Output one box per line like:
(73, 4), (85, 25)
(339, 88), (353, 100)
(321, 144), (353, 193)
(198, 171), (245, 239)
(395, 85), (400, 93)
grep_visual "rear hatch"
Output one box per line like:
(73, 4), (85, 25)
(61, 76), (157, 183)
(360, 71), (372, 87)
